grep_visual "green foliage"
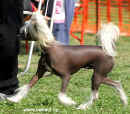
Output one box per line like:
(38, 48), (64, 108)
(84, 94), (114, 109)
(1, 34), (130, 114)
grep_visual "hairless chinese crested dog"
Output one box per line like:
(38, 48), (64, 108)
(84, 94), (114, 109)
(5, 12), (127, 110)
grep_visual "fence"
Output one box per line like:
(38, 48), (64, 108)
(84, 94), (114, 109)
(70, 0), (130, 44)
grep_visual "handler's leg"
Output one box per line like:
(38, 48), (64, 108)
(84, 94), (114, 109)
(0, 25), (19, 96)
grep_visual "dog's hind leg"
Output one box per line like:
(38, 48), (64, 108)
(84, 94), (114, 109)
(77, 72), (101, 110)
(58, 74), (76, 106)
(102, 77), (128, 106)
(7, 56), (47, 103)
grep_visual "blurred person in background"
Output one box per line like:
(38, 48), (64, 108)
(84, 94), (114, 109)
(42, 0), (76, 45)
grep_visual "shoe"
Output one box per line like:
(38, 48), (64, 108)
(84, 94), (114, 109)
(0, 83), (18, 95)
(0, 93), (7, 101)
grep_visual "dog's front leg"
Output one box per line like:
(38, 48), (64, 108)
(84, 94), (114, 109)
(58, 74), (76, 106)
(6, 55), (47, 103)
(29, 56), (48, 88)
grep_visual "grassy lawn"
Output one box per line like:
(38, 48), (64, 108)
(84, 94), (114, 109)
(1, 34), (130, 114)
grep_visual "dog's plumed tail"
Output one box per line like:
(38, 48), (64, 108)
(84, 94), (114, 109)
(97, 23), (120, 56)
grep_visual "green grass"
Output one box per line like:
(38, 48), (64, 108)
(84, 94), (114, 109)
(1, 34), (130, 114)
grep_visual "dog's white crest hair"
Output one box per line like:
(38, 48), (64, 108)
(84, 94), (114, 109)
(28, 11), (57, 47)
(97, 23), (120, 56)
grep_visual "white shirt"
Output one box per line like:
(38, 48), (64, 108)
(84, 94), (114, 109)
(54, 0), (65, 23)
